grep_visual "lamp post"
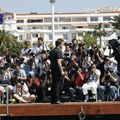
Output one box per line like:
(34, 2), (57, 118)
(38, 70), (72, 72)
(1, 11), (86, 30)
(50, 0), (55, 47)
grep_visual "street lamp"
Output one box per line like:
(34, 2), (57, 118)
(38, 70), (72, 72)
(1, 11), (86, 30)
(50, 0), (55, 47)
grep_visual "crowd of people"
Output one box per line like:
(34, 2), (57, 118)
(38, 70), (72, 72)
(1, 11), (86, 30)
(0, 37), (120, 104)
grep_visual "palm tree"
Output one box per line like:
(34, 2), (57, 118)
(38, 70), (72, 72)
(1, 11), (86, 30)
(110, 14), (120, 30)
(93, 23), (106, 47)
(0, 29), (23, 55)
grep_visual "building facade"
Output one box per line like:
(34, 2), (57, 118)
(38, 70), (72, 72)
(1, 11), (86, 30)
(1, 7), (120, 46)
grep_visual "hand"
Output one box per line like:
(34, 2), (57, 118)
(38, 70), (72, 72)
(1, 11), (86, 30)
(64, 75), (70, 81)
(91, 68), (95, 72)
(61, 71), (65, 77)
(96, 52), (99, 56)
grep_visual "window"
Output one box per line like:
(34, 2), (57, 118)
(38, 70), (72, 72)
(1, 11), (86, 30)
(63, 34), (68, 40)
(72, 17), (87, 22)
(78, 33), (83, 36)
(44, 18), (58, 22)
(44, 18), (51, 22)
(77, 26), (83, 28)
(48, 26), (52, 30)
(17, 27), (23, 30)
(59, 17), (71, 22)
(62, 26), (68, 29)
(72, 33), (76, 39)
(32, 33), (38, 38)
(32, 26), (39, 29)
(27, 19), (43, 23)
(26, 34), (31, 39)
(49, 34), (52, 40)
(19, 35), (23, 40)
(7, 24), (11, 28)
(90, 17), (98, 21)
(103, 24), (110, 28)
(39, 26), (43, 29)
(103, 17), (111, 21)
(6, 15), (13, 20)
(55, 25), (58, 30)
(17, 20), (24, 23)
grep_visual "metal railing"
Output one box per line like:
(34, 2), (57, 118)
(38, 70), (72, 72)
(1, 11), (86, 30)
(0, 84), (9, 117)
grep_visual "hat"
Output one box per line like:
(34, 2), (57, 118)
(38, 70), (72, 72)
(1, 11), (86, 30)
(107, 57), (117, 64)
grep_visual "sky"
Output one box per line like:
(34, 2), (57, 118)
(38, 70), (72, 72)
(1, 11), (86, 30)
(0, 0), (120, 13)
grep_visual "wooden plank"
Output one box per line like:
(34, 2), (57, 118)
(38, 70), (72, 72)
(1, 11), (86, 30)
(0, 102), (120, 117)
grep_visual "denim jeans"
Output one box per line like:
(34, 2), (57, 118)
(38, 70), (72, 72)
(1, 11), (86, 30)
(98, 85), (118, 101)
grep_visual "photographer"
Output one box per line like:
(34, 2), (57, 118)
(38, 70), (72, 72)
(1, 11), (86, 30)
(13, 78), (36, 103)
(11, 65), (27, 84)
(98, 68), (119, 101)
(68, 67), (86, 102)
(82, 64), (101, 102)
(65, 52), (79, 79)
(109, 40), (120, 74)
(104, 57), (118, 74)
(10, 65), (36, 103)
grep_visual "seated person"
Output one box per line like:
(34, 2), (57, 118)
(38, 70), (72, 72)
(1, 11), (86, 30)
(68, 67), (86, 101)
(13, 79), (36, 103)
(97, 68), (119, 101)
(104, 57), (118, 73)
(82, 64), (101, 102)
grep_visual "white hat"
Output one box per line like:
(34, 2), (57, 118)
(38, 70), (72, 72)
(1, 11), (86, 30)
(107, 57), (118, 64)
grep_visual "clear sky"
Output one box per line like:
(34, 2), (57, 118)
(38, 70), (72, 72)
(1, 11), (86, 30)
(0, 0), (120, 13)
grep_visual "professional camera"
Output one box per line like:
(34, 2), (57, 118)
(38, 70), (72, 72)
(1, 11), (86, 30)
(64, 52), (70, 58)
(105, 68), (113, 74)
(13, 76), (24, 85)
(104, 68), (112, 89)
(20, 80), (24, 85)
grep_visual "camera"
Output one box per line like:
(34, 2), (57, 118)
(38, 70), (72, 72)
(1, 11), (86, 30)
(105, 68), (113, 74)
(13, 76), (24, 85)
(20, 80), (24, 85)
(64, 52), (70, 58)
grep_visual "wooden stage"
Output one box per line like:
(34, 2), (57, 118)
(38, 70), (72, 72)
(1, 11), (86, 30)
(0, 102), (120, 117)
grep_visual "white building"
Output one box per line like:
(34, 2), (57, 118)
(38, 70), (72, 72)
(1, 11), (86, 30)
(2, 7), (120, 46)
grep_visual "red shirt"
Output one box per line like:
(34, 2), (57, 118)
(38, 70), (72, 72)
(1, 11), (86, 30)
(73, 72), (86, 87)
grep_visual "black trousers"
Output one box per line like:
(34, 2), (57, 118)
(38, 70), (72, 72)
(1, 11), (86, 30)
(51, 73), (62, 103)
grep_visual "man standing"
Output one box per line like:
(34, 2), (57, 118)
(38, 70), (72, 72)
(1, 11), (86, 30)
(32, 37), (49, 61)
(49, 38), (65, 104)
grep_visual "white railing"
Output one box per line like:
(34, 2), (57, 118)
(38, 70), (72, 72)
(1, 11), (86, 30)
(0, 84), (9, 117)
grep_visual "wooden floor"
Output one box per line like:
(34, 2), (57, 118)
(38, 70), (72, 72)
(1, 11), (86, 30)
(0, 102), (120, 117)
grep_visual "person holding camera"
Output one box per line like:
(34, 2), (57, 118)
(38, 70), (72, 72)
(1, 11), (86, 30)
(32, 37), (49, 61)
(13, 79), (36, 103)
(11, 65), (27, 83)
(82, 64), (101, 102)
(104, 57), (118, 74)
(11, 65), (36, 103)
(98, 68), (119, 101)
(21, 41), (32, 57)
